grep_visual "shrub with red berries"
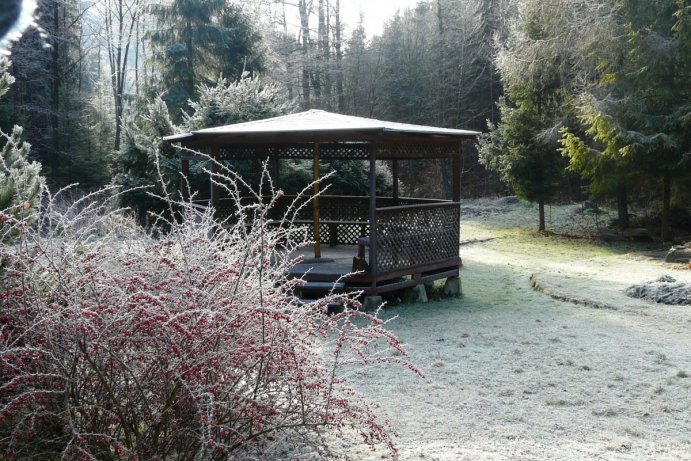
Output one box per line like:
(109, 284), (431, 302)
(0, 162), (418, 460)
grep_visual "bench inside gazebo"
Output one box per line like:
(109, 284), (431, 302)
(166, 109), (480, 301)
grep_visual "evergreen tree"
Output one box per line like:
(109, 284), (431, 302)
(479, 98), (566, 231)
(182, 72), (295, 131)
(4, 0), (111, 189)
(180, 72), (297, 197)
(147, 0), (265, 121)
(0, 58), (44, 244)
(478, 0), (576, 232)
(112, 96), (178, 225)
(561, 0), (691, 239)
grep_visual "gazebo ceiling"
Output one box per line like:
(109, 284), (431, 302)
(164, 109), (481, 144)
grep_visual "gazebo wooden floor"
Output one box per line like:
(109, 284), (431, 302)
(288, 245), (357, 282)
(287, 245), (460, 297)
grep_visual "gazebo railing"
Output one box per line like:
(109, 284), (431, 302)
(374, 202), (460, 274)
(197, 195), (450, 247)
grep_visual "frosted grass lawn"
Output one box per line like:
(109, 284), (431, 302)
(338, 198), (691, 460)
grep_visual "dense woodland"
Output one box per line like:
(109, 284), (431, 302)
(1, 0), (690, 237)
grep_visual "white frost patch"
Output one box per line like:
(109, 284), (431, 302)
(626, 276), (691, 305)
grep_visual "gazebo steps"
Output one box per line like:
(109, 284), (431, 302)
(295, 280), (345, 295)
(299, 281), (346, 291)
(295, 298), (345, 315)
(295, 281), (346, 314)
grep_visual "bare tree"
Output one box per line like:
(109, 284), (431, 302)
(334, 0), (344, 111)
(93, 0), (144, 151)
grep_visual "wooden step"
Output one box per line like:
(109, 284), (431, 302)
(299, 281), (346, 292)
(296, 298), (345, 315)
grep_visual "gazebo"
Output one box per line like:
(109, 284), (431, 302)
(166, 109), (480, 301)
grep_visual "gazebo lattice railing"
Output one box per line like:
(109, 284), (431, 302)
(167, 110), (480, 297)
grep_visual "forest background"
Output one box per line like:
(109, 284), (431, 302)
(1, 0), (689, 238)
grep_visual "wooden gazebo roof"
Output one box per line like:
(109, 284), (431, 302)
(165, 109), (480, 146)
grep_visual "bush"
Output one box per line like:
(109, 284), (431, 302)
(0, 160), (417, 459)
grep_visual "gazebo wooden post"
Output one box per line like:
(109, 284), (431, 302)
(312, 143), (321, 259)
(445, 140), (464, 296)
(180, 157), (190, 201)
(273, 152), (280, 189)
(368, 142), (378, 287)
(210, 145), (220, 211)
(453, 142), (462, 202)
(392, 159), (399, 203)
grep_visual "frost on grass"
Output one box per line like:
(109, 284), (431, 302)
(0, 157), (419, 460)
(625, 276), (691, 305)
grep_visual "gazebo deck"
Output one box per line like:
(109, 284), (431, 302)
(288, 244), (461, 296)
(289, 245), (357, 280)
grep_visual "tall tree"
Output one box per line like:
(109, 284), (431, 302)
(3, 0), (111, 189)
(297, 0), (312, 108)
(478, 0), (578, 231)
(182, 72), (295, 131)
(561, 0), (691, 238)
(147, 0), (265, 120)
(96, 0), (145, 151)
(341, 16), (379, 116)
(112, 96), (177, 225)
(334, 0), (344, 112)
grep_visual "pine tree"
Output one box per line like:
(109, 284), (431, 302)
(112, 96), (178, 225)
(182, 72), (295, 131)
(478, 0), (576, 231)
(561, 0), (691, 239)
(0, 58), (44, 244)
(147, 0), (265, 121)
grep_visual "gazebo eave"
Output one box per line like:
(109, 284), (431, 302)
(171, 130), (474, 160)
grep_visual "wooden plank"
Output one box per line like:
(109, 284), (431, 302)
(292, 219), (368, 226)
(392, 159), (399, 202)
(300, 281), (346, 290)
(376, 201), (460, 213)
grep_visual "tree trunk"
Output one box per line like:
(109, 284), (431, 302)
(185, 19), (195, 99)
(436, 0), (445, 126)
(616, 180), (629, 230)
(538, 200), (546, 232)
(135, 16), (140, 95)
(334, 0), (344, 112)
(299, 0), (311, 108)
(661, 174), (672, 242)
(50, 0), (61, 183)
(324, 0), (332, 107)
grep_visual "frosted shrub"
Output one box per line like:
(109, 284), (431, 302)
(0, 59), (44, 245)
(0, 162), (417, 459)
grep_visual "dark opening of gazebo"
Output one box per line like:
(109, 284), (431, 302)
(166, 110), (480, 301)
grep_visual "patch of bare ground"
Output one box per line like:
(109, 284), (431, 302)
(332, 199), (691, 460)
